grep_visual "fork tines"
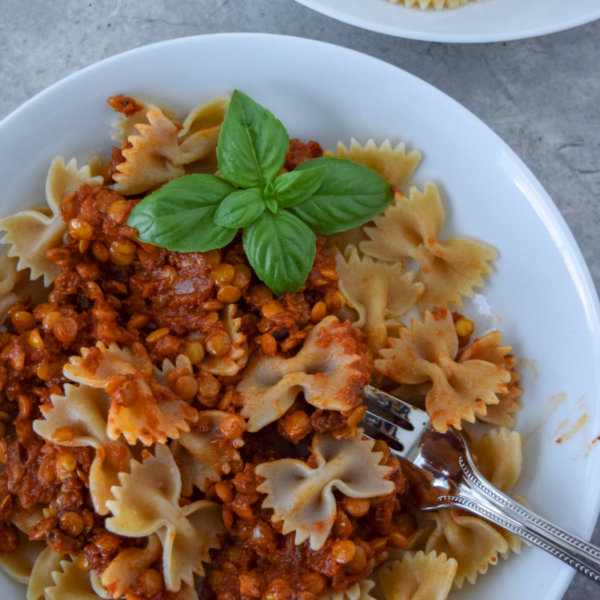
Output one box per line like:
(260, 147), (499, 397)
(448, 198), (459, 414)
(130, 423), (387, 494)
(361, 385), (430, 460)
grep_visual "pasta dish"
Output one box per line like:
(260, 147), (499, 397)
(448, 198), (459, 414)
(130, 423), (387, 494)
(0, 91), (523, 600)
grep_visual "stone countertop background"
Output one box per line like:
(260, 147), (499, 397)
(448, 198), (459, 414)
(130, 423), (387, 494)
(1, 0), (599, 598)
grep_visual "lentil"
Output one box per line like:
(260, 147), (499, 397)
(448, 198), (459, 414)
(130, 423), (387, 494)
(146, 328), (170, 343)
(205, 331), (232, 356)
(183, 340), (205, 364)
(332, 540), (356, 564)
(220, 415), (245, 440)
(261, 332), (277, 356)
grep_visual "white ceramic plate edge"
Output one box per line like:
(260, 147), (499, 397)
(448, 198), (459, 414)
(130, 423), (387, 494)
(294, 0), (600, 42)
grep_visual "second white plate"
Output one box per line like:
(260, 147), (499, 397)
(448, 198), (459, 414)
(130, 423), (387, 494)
(294, 0), (600, 42)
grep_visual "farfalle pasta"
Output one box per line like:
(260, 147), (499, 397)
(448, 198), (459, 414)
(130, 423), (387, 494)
(470, 427), (522, 493)
(237, 315), (370, 431)
(172, 410), (245, 495)
(100, 534), (162, 598)
(64, 341), (198, 445)
(458, 331), (523, 427)
(110, 95), (163, 143)
(423, 428), (523, 588)
(361, 184), (498, 311)
(0, 156), (103, 284)
(378, 551), (457, 600)
(106, 445), (225, 592)
(424, 510), (509, 588)
(390, 0), (476, 10)
(376, 308), (511, 431)
(0, 531), (45, 586)
(27, 547), (66, 600)
(0, 93), (529, 600)
(33, 384), (131, 515)
(256, 433), (394, 549)
(334, 245), (424, 356)
(45, 558), (104, 600)
(0, 251), (19, 301)
(325, 138), (421, 188)
(112, 96), (229, 195)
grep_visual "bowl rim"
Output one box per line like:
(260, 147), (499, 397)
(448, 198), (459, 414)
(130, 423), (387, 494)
(293, 0), (600, 42)
(1, 32), (600, 600)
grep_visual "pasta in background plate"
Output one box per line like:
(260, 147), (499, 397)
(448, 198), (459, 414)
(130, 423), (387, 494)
(388, 0), (478, 10)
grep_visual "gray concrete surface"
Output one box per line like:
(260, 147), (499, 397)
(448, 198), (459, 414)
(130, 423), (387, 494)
(1, 0), (599, 598)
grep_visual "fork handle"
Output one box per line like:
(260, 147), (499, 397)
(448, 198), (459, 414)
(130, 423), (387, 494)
(436, 454), (600, 584)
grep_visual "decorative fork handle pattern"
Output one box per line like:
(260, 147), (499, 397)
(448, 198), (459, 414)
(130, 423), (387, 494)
(436, 453), (600, 584)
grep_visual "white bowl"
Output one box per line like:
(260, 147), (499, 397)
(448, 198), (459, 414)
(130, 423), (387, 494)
(1, 34), (599, 600)
(294, 0), (600, 42)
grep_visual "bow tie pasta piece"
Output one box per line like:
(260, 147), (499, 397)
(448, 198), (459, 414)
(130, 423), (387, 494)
(458, 332), (523, 428)
(9, 501), (45, 538)
(45, 558), (111, 600)
(201, 305), (249, 376)
(360, 184), (497, 312)
(0, 250), (21, 323)
(172, 410), (244, 495)
(154, 353), (195, 386)
(178, 95), (230, 145)
(376, 308), (510, 432)
(471, 427), (523, 558)
(321, 579), (377, 600)
(0, 531), (46, 587)
(334, 245), (424, 356)
(424, 509), (509, 588)
(255, 433), (395, 550)
(106, 373), (198, 445)
(326, 226), (369, 256)
(111, 96), (163, 143)
(424, 429), (523, 587)
(0, 157), (103, 285)
(362, 185), (444, 267)
(64, 341), (153, 385)
(113, 96), (229, 195)
(378, 551), (457, 600)
(324, 138), (421, 188)
(64, 342), (198, 445)
(237, 315), (370, 432)
(112, 110), (185, 195)
(154, 353), (203, 401)
(33, 384), (131, 515)
(100, 534), (162, 599)
(106, 445), (225, 592)
(396, 0), (474, 10)
(2, 499), (48, 578)
(0, 250), (19, 298)
(25, 547), (66, 600)
(471, 428), (522, 495)
(34, 384), (112, 449)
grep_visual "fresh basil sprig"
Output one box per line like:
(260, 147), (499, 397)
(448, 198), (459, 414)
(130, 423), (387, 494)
(128, 90), (394, 295)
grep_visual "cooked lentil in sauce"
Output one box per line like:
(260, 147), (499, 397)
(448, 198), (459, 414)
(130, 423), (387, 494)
(0, 133), (430, 600)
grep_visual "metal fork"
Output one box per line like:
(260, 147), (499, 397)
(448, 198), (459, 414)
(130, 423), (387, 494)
(361, 385), (600, 584)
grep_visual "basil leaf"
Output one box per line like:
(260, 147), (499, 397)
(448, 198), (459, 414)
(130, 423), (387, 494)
(127, 174), (237, 252)
(243, 211), (316, 296)
(274, 166), (327, 208)
(265, 197), (278, 213)
(214, 188), (265, 229)
(289, 157), (394, 234)
(217, 90), (289, 189)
